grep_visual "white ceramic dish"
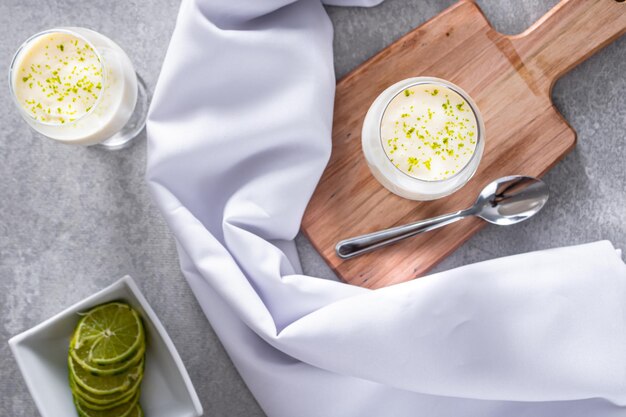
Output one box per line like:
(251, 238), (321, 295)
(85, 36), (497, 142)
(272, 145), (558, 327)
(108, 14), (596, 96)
(8, 275), (203, 417)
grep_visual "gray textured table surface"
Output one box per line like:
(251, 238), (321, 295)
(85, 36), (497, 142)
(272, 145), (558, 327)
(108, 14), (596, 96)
(1, 1), (624, 416)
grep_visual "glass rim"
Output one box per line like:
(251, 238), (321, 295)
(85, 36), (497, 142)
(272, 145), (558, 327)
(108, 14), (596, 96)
(8, 27), (107, 127)
(377, 77), (484, 184)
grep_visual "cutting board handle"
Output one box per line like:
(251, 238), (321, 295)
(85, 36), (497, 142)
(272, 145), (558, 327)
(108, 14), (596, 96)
(512, 0), (626, 91)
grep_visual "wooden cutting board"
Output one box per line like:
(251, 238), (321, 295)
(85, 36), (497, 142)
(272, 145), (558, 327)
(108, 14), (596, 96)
(301, 0), (626, 289)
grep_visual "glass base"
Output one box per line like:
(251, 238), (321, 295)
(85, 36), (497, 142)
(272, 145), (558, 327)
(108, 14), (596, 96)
(97, 74), (149, 150)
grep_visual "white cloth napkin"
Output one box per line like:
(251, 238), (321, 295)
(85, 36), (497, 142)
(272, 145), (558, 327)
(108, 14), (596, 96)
(145, 0), (626, 415)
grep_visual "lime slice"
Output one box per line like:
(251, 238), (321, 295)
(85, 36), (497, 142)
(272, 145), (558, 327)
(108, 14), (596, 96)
(70, 373), (141, 406)
(74, 391), (139, 417)
(74, 388), (139, 411)
(128, 405), (143, 417)
(70, 335), (145, 376)
(70, 355), (144, 395)
(73, 302), (144, 365)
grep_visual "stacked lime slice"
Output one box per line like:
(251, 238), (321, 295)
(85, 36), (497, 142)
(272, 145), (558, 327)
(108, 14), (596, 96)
(68, 302), (146, 417)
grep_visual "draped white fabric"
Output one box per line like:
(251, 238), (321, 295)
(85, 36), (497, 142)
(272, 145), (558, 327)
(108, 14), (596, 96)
(145, 1), (626, 415)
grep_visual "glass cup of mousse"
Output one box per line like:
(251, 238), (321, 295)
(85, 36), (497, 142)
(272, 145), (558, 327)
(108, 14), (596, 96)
(8, 27), (148, 150)
(361, 77), (485, 201)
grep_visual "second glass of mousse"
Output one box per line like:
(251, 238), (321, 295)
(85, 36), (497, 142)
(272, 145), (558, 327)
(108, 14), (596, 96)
(9, 27), (148, 149)
(362, 77), (485, 200)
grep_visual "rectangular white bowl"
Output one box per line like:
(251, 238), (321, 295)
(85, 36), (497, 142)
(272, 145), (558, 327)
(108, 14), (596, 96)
(9, 275), (203, 417)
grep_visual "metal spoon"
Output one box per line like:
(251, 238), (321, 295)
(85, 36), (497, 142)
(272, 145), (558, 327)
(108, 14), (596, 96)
(335, 175), (549, 259)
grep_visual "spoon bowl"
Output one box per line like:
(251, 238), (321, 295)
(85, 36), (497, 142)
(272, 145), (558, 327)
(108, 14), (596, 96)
(473, 176), (549, 225)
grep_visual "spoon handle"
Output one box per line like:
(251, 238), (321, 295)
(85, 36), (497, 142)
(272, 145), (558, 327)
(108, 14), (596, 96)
(335, 209), (472, 259)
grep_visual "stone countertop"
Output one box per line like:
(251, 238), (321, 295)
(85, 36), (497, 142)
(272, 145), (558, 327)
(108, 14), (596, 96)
(1, 1), (624, 416)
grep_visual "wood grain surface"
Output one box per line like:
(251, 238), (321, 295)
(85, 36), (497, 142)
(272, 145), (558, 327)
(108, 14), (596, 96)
(301, 0), (626, 288)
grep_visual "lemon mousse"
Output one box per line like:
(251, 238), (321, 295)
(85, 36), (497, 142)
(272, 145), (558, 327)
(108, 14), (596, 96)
(362, 77), (485, 200)
(9, 28), (143, 147)
(13, 32), (102, 124)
